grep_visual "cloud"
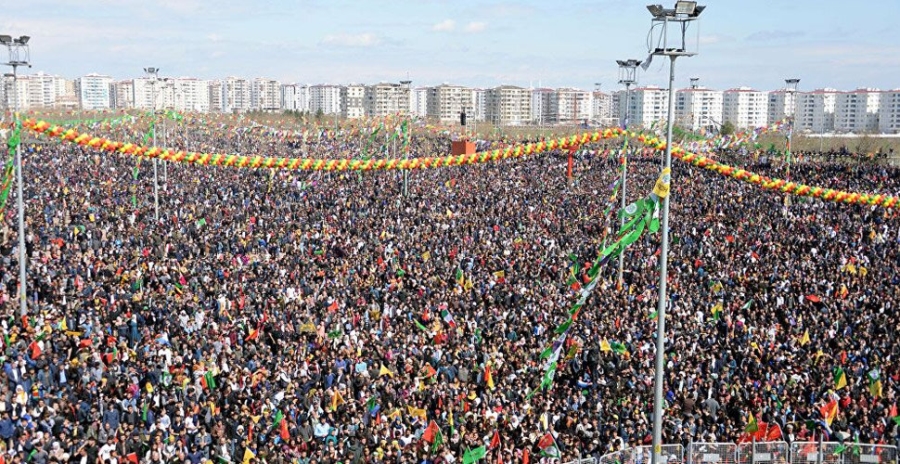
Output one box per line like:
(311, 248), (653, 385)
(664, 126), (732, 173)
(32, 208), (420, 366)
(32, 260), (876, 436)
(465, 22), (487, 33)
(432, 19), (456, 32)
(746, 30), (805, 42)
(320, 33), (380, 48)
(699, 34), (734, 46)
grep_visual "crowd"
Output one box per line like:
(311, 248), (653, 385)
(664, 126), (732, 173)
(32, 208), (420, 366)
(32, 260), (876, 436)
(0, 125), (899, 464)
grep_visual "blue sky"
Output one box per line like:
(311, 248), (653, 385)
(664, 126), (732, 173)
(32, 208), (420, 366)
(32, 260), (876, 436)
(4, 0), (899, 92)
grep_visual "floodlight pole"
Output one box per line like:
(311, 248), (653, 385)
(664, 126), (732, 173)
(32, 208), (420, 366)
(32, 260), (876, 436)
(400, 80), (412, 197)
(2, 34), (31, 317)
(144, 67), (159, 221)
(785, 78), (800, 182)
(616, 59), (641, 291)
(643, 4), (704, 464)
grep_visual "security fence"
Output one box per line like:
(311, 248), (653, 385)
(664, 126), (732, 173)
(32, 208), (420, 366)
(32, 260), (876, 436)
(567, 442), (896, 464)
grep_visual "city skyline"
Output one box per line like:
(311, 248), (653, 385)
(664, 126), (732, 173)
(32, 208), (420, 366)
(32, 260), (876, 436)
(3, 0), (900, 92)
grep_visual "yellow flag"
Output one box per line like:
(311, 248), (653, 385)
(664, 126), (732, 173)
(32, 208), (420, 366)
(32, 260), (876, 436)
(242, 448), (256, 464)
(145, 382), (153, 394)
(59, 318), (68, 332)
(652, 167), (671, 199)
(379, 365), (394, 378)
(600, 339), (611, 352)
(330, 391), (345, 410)
(446, 209), (453, 218)
(799, 330), (810, 346)
(407, 405), (427, 420)
(422, 251), (430, 262)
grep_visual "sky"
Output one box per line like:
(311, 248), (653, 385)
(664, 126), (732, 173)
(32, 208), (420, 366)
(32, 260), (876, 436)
(3, 0), (899, 92)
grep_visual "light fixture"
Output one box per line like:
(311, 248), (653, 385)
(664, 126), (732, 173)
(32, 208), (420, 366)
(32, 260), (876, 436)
(646, 4), (666, 17)
(15, 36), (29, 44)
(0, 35), (11, 45)
(675, 1), (697, 15)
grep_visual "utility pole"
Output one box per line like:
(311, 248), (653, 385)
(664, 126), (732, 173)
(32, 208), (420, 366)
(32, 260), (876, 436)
(144, 67), (160, 221)
(616, 59), (642, 290)
(1, 33), (31, 317)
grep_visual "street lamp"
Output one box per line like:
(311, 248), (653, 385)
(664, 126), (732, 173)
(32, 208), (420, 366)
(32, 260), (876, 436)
(642, 4), (704, 464)
(400, 80), (412, 197)
(2, 34), (31, 317)
(616, 58), (641, 290)
(144, 67), (160, 221)
(785, 78), (800, 181)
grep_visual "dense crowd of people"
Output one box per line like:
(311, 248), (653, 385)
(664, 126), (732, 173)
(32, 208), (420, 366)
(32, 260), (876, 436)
(0, 123), (899, 464)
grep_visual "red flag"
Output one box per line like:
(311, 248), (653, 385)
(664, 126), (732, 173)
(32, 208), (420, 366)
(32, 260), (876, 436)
(537, 433), (554, 450)
(522, 449), (529, 464)
(328, 300), (339, 312)
(766, 423), (782, 441)
(125, 453), (138, 464)
(890, 403), (898, 418)
(248, 424), (253, 444)
(490, 430), (501, 449)
(29, 341), (41, 360)
(280, 418), (290, 441)
(423, 420), (439, 443)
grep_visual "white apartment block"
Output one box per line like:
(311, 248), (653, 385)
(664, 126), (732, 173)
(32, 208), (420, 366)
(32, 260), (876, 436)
(364, 82), (411, 117)
(171, 77), (209, 113)
(251, 78), (281, 112)
(591, 91), (614, 126)
(280, 84), (310, 113)
(11, 72), (68, 109)
(620, 86), (669, 128)
(834, 88), (881, 133)
(767, 89), (799, 126)
(795, 89), (837, 133)
(224, 77), (251, 113)
(531, 88), (554, 125)
(340, 84), (365, 119)
(878, 90), (900, 134)
(486, 85), (531, 126)
(409, 87), (428, 118)
(472, 89), (487, 122)
(723, 87), (768, 129)
(552, 88), (592, 124)
(309, 84), (341, 115)
(75, 74), (113, 110)
(111, 80), (134, 109)
(208, 81), (224, 112)
(675, 87), (723, 131)
(426, 84), (474, 124)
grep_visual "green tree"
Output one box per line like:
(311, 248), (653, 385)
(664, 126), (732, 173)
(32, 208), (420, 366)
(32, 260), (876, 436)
(315, 109), (324, 120)
(720, 121), (735, 136)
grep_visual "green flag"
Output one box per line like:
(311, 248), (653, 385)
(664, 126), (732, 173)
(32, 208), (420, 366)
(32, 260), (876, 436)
(431, 428), (443, 454)
(462, 446), (486, 464)
(554, 317), (573, 334)
(272, 410), (284, 429)
(414, 320), (428, 332)
(204, 371), (217, 390)
(610, 342), (628, 355)
(328, 330), (342, 339)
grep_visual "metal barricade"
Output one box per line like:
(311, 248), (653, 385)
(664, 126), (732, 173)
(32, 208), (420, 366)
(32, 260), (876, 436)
(631, 444), (685, 464)
(736, 441), (790, 464)
(791, 441), (847, 464)
(844, 443), (897, 464)
(689, 442), (738, 464)
(598, 450), (627, 464)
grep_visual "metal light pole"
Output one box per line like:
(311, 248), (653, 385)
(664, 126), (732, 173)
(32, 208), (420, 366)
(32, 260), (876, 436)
(1, 34), (31, 317)
(642, 3), (704, 464)
(400, 80), (412, 197)
(616, 59), (641, 290)
(144, 67), (159, 221)
(785, 78), (800, 181)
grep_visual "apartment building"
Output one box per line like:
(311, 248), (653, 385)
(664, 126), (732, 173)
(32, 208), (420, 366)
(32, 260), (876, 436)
(795, 89), (837, 133)
(251, 78), (281, 112)
(767, 89), (800, 126)
(426, 84), (474, 124)
(878, 90), (900, 134)
(340, 84), (365, 119)
(722, 87), (768, 129)
(485, 85), (531, 126)
(309, 84), (341, 115)
(530, 88), (554, 125)
(280, 84), (310, 113)
(674, 87), (723, 131)
(363, 82), (411, 117)
(834, 88), (881, 133)
(552, 88), (592, 125)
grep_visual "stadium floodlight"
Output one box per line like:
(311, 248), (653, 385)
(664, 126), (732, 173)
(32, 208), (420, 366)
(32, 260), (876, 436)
(0, 35), (11, 44)
(675, 1), (697, 15)
(646, 4), (667, 17)
(15, 36), (29, 44)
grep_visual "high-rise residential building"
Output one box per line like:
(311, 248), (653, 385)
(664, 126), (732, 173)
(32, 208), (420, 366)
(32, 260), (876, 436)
(486, 85), (531, 126)
(795, 89), (837, 133)
(111, 80), (134, 109)
(620, 86), (669, 128)
(280, 84), (310, 113)
(722, 87), (768, 129)
(675, 86), (723, 131)
(591, 91), (613, 126)
(767, 89), (800, 126)
(75, 73), (113, 110)
(309, 84), (342, 115)
(208, 81), (224, 112)
(552, 87), (592, 124)
(340, 84), (365, 119)
(878, 90), (900, 134)
(409, 87), (428, 118)
(472, 88), (487, 122)
(364, 82), (411, 117)
(171, 77), (210, 113)
(251, 78), (281, 112)
(834, 88), (881, 133)
(426, 84), (474, 124)
(13, 72), (67, 109)
(530, 88), (554, 125)
(224, 77), (251, 113)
